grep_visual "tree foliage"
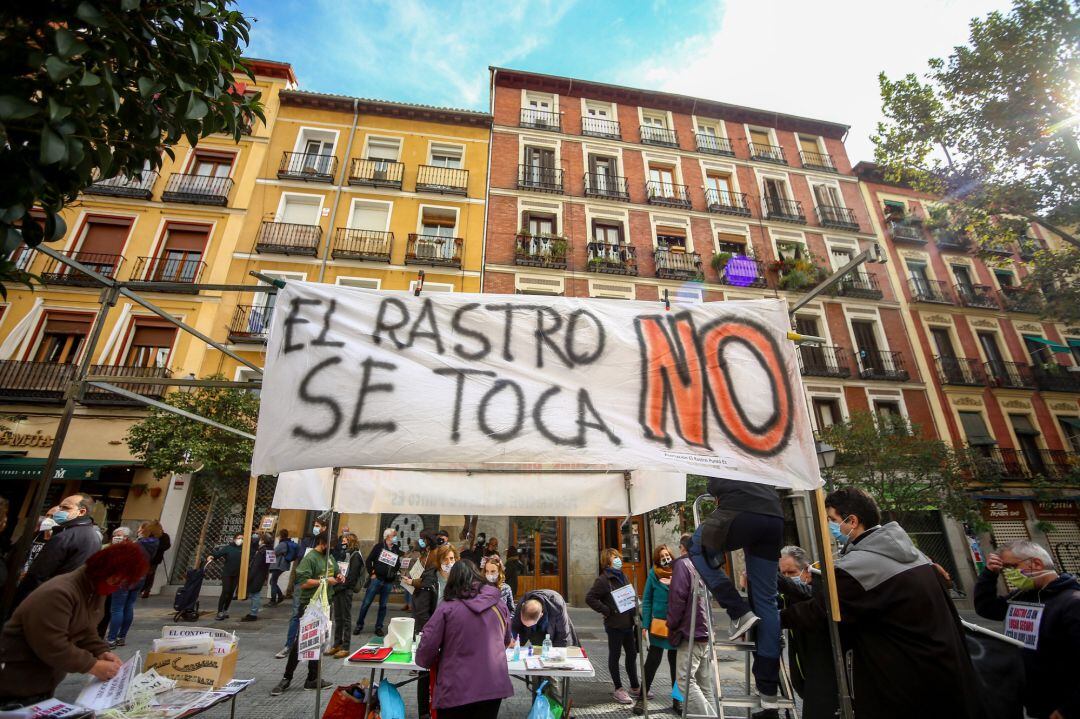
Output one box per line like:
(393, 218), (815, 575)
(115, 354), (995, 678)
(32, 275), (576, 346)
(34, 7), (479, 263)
(819, 411), (977, 524)
(0, 0), (263, 291)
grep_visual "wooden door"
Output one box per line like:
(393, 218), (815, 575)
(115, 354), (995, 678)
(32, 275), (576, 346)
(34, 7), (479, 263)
(598, 516), (647, 594)
(511, 517), (565, 596)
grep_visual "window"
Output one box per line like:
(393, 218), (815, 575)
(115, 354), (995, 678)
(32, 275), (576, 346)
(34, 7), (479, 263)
(71, 219), (129, 276)
(641, 111), (667, 129)
(294, 129), (336, 174)
(592, 221), (623, 245)
(798, 135), (821, 156)
(523, 212), (556, 236)
(716, 232), (746, 255)
(907, 261), (932, 292)
(796, 317), (826, 370)
(420, 207), (457, 237)
(1059, 416), (1080, 454)
(349, 201), (390, 232)
(830, 247), (854, 269)
(953, 265), (975, 293)
(1022, 335), (1054, 366)
(365, 138), (400, 161)
(429, 144), (463, 169)
(585, 101), (612, 120)
(883, 200), (906, 222)
(851, 319), (883, 371)
(336, 277), (381, 290)
(812, 183), (843, 209)
(749, 128), (771, 147)
(409, 280), (454, 293)
(656, 228), (686, 252)
(522, 146), (556, 187)
(958, 411), (995, 447)
(1070, 339), (1080, 367)
(32, 312), (91, 363)
(812, 398), (842, 431)
(776, 240), (805, 261)
(648, 165), (677, 196)
(1010, 414), (1046, 475)
(278, 195), (321, 226)
(190, 152), (232, 178)
(523, 93), (556, 126)
(153, 225), (209, 282)
(705, 172), (735, 204)
(236, 366), (261, 398)
(931, 327), (958, 360)
(994, 269), (1015, 287)
(124, 321), (176, 368)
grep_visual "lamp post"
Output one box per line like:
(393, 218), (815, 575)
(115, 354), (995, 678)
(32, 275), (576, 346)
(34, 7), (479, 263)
(816, 440), (837, 471)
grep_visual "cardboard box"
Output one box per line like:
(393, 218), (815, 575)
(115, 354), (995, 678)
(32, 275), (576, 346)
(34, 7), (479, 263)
(144, 648), (238, 689)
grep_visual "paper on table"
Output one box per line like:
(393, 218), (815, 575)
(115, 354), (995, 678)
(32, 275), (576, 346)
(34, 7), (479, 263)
(75, 652), (140, 711)
(19, 698), (90, 718)
(128, 668), (176, 696)
(218, 678), (255, 695)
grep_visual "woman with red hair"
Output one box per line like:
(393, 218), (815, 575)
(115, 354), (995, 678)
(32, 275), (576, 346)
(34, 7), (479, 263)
(0, 542), (149, 706)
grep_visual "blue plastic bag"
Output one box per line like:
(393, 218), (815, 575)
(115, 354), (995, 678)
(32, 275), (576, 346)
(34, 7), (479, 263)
(377, 681), (406, 719)
(527, 680), (556, 719)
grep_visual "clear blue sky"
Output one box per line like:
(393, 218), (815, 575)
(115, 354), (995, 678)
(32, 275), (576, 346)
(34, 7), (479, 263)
(238, 0), (1010, 163)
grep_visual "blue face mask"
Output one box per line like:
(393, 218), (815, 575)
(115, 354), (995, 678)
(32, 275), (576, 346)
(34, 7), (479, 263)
(828, 521), (846, 544)
(392, 536), (400, 545)
(418, 538), (426, 549)
(52, 511), (70, 524)
(611, 558), (623, 570)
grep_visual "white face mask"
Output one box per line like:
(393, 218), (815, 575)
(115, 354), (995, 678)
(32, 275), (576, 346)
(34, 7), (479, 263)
(39, 518), (57, 532)
(312, 526), (321, 536)
(234, 538), (243, 546)
(659, 556), (672, 567)
(441, 561), (454, 574)
(112, 535), (126, 544)
(486, 573), (499, 583)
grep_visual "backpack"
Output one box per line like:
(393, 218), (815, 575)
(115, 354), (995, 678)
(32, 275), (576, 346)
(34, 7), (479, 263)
(285, 539), (300, 563)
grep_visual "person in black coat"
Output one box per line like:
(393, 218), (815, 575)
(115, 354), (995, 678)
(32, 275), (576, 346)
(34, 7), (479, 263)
(209, 533), (245, 620)
(776, 546), (837, 719)
(140, 528), (171, 598)
(586, 548), (641, 705)
(975, 539), (1080, 719)
(14, 494), (102, 610)
(241, 533), (274, 621)
(329, 533), (364, 657)
(353, 528), (402, 637)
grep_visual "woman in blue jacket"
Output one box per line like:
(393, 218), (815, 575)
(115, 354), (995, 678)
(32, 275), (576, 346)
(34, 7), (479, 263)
(640, 544), (681, 715)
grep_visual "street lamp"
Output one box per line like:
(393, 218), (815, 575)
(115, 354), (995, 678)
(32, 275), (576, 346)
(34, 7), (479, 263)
(816, 440), (837, 471)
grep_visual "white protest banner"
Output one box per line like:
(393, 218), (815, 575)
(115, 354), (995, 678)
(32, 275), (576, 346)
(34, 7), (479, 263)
(251, 283), (822, 490)
(1004, 602), (1044, 649)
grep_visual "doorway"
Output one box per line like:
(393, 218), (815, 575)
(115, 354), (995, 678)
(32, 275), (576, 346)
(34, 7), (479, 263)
(597, 516), (648, 593)
(510, 517), (565, 596)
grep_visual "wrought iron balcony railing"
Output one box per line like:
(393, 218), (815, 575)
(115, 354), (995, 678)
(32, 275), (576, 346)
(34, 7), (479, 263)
(84, 171), (157, 199)
(935, 356), (988, 386)
(255, 221), (322, 256)
(969, 446), (1080, 483)
(228, 305), (273, 343)
(909, 278), (954, 304)
(277, 151), (336, 182)
(855, 349), (910, 381)
(406, 234), (463, 267)
(161, 173), (232, 205)
(130, 255), (206, 289)
(583, 173), (630, 201)
(704, 189), (751, 217)
(645, 181), (691, 209)
(1032, 365), (1080, 393)
(933, 229), (969, 251)
(517, 164), (564, 194)
(415, 165), (469, 195)
(799, 151), (836, 172)
(0, 361), (169, 403)
(39, 252), (123, 286)
(348, 158), (404, 189)
(696, 134), (735, 156)
(581, 116), (621, 139)
(719, 256), (768, 288)
(816, 205), (860, 231)
(985, 243), (1014, 256)
(520, 108), (562, 132)
(888, 221), (926, 243)
(999, 286), (1043, 314)
(82, 364), (172, 403)
(332, 228), (393, 262)
(514, 234), (569, 270)
(799, 345), (851, 378)
(985, 360), (1035, 389)
(836, 272), (883, 300)
(586, 242), (637, 276)
(654, 249), (702, 281)
(640, 126), (678, 147)
(764, 197), (805, 223)
(955, 283), (999, 309)
(748, 141), (787, 164)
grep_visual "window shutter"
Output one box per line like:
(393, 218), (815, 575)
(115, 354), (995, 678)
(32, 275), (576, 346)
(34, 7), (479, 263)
(44, 312), (93, 334)
(162, 228), (209, 253)
(78, 222), (129, 255)
(130, 322), (177, 347)
(350, 204), (389, 231)
(958, 412), (995, 445)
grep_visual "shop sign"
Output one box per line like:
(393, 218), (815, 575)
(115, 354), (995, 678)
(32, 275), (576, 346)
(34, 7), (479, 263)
(981, 499), (1026, 521)
(0, 430), (54, 448)
(1032, 500), (1079, 520)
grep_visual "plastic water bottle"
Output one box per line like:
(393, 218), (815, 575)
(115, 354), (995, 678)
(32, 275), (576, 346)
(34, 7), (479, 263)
(541, 633), (552, 659)
(511, 635), (521, 661)
(524, 640), (533, 656)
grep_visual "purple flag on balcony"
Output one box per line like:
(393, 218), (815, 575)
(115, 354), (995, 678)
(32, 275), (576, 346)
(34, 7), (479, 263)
(725, 255), (759, 288)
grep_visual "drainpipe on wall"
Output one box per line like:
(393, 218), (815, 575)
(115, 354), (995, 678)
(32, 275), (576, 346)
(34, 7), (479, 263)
(480, 69), (497, 293)
(318, 98), (360, 284)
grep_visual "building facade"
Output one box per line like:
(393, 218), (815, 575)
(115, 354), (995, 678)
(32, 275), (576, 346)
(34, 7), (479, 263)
(857, 163), (1080, 574)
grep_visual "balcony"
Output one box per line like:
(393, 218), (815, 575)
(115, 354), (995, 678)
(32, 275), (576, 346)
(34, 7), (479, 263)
(1019, 240), (1041, 261)
(969, 447), (1080, 483)
(763, 197), (806, 224)
(799, 345), (851, 378)
(0, 361), (169, 404)
(332, 228), (393, 262)
(696, 134), (735, 156)
(933, 229), (969, 251)
(39, 252), (123, 287)
(129, 255), (206, 291)
(955, 283), (999, 310)
(645, 181), (691, 209)
(255, 221), (321, 256)
(277, 151), (336, 182)
(348, 159), (404, 189)
(416, 165), (469, 196)
(748, 141), (787, 164)
(935, 356), (987, 386)
(520, 108), (562, 132)
(654, 248), (702, 281)
(888, 220), (926, 243)
(228, 305), (273, 343)
(581, 116), (621, 139)
(909, 278), (954, 304)
(514, 234), (568, 270)
(985, 243), (1014, 257)
(587, 242), (637, 276)
(985, 360), (1035, 389)
(719, 256), (768, 289)
(1032, 364), (1080, 393)
(800, 151), (836, 172)
(704, 189), (751, 217)
(84, 171), (157, 200)
(999, 285), (1043, 314)
(517, 165), (564, 194)
(160, 173), (232, 205)
(816, 205), (860, 231)
(855, 349), (910, 381)
(640, 126), (678, 147)
(836, 272), (883, 300)
(583, 173), (630, 201)
(406, 234), (463, 267)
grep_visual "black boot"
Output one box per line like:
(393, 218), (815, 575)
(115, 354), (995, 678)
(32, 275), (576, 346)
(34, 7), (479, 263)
(672, 697), (684, 714)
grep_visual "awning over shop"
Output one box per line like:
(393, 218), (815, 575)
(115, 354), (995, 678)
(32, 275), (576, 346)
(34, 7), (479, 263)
(1022, 335), (1071, 353)
(0, 458), (137, 482)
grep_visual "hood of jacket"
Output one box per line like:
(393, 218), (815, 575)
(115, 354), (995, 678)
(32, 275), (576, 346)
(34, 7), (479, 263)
(460, 583), (500, 614)
(846, 522), (921, 564)
(839, 522), (930, 593)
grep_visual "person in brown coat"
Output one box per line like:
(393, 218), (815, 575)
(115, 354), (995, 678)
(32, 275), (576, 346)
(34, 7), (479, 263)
(0, 542), (149, 706)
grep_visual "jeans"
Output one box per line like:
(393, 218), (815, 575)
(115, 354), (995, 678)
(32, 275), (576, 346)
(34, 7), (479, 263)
(689, 513), (783, 697)
(643, 645), (677, 693)
(355, 577), (392, 631)
(283, 600), (318, 683)
(605, 628), (640, 690)
(285, 586), (302, 649)
(269, 569), (285, 604)
(249, 591), (262, 616)
(107, 582), (142, 641)
(676, 641), (717, 716)
(218, 574), (239, 615)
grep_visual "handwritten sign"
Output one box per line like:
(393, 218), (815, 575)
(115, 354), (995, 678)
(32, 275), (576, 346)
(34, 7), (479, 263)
(250, 284), (821, 491)
(1004, 602), (1044, 650)
(144, 649), (238, 689)
(611, 584), (637, 614)
(76, 652), (140, 710)
(378, 549), (399, 567)
(259, 515), (277, 531)
(266, 549), (277, 564)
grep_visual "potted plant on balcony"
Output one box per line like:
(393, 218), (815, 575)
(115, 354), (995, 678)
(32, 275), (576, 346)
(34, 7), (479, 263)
(710, 251), (733, 274)
(130, 483), (149, 498)
(550, 239), (568, 261)
(923, 204), (951, 231)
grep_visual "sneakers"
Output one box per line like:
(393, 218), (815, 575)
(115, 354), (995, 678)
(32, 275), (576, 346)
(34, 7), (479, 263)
(304, 679), (333, 690)
(752, 710), (780, 719)
(728, 611), (760, 640)
(274, 648), (288, 659)
(612, 688), (633, 705)
(240, 614), (257, 622)
(759, 694), (779, 709)
(116, 637), (126, 647)
(215, 612), (229, 621)
(270, 679), (289, 696)
(628, 687), (652, 699)
(107, 639), (119, 649)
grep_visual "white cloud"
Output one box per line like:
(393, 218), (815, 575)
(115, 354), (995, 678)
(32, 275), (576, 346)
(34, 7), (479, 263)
(614, 0), (1013, 164)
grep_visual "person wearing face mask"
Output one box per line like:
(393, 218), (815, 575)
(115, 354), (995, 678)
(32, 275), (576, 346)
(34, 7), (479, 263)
(586, 548), (641, 705)
(208, 533), (247, 620)
(975, 539), (1080, 719)
(105, 525), (159, 647)
(328, 533), (363, 658)
(241, 533), (275, 622)
(0, 542), (147, 705)
(20, 506), (60, 585)
(638, 545), (680, 716)
(782, 487), (983, 719)
(775, 546), (836, 719)
(482, 556), (515, 615)
(354, 527), (402, 638)
(410, 543), (458, 719)
(13, 494), (101, 610)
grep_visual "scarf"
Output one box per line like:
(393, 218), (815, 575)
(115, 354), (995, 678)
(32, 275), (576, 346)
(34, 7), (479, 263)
(604, 567), (628, 587)
(653, 564), (672, 581)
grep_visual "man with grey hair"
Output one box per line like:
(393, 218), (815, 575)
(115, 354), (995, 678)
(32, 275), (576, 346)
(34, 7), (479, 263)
(355, 527), (401, 637)
(14, 493), (102, 608)
(778, 546), (810, 584)
(775, 546), (835, 719)
(976, 539), (1080, 718)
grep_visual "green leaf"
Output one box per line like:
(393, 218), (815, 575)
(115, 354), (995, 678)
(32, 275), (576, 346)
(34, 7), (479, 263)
(121, 0), (141, 10)
(78, 71), (100, 87)
(40, 126), (67, 164)
(0, 96), (37, 120)
(43, 213), (67, 243)
(137, 76), (157, 97)
(44, 56), (79, 82)
(75, 2), (108, 27)
(47, 98), (72, 123)
(185, 93), (208, 120)
(54, 29), (90, 59)
(190, 39), (208, 64)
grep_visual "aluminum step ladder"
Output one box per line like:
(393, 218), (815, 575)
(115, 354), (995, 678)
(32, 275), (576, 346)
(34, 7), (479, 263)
(680, 494), (800, 719)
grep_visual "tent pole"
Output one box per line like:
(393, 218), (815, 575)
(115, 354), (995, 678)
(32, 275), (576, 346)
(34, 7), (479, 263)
(238, 476), (258, 602)
(623, 471), (650, 719)
(315, 467), (341, 718)
(811, 488), (854, 719)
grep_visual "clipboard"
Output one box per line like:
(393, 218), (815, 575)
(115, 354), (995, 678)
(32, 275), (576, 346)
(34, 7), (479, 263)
(347, 646), (394, 663)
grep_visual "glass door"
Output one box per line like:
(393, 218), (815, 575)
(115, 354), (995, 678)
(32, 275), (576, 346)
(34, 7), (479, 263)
(511, 517), (565, 596)
(598, 516), (646, 593)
